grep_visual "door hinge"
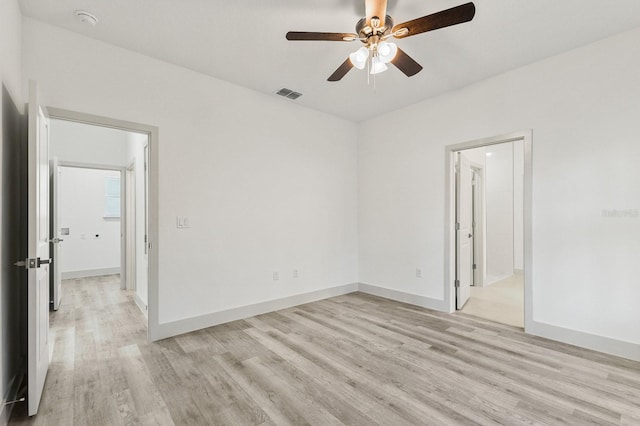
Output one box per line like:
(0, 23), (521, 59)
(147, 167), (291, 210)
(473, 264), (477, 270)
(455, 223), (460, 231)
(455, 279), (460, 288)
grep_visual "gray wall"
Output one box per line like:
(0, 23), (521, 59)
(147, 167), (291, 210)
(1, 85), (25, 422)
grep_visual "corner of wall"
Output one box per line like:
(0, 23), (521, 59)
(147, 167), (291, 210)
(154, 283), (359, 341)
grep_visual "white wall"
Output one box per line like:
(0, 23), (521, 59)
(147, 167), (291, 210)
(359, 27), (640, 352)
(58, 167), (121, 276)
(0, 0), (22, 422)
(22, 18), (359, 330)
(485, 143), (514, 283)
(0, 1), (22, 105)
(50, 119), (131, 167)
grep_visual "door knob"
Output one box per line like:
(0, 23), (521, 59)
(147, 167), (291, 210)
(50, 237), (64, 244)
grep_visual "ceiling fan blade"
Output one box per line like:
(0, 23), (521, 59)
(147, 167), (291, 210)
(392, 2), (475, 39)
(365, 0), (388, 26)
(391, 48), (423, 77)
(327, 58), (354, 82)
(286, 32), (358, 42)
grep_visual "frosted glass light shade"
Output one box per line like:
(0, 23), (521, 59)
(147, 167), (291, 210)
(378, 42), (398, 63)
(370, 57), (388, 74)
(349, 47), (369, 70)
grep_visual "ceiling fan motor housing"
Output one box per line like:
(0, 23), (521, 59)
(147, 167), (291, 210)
(356, 15), (394, 42)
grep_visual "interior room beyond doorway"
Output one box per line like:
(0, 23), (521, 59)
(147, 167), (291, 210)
(454, 139), (525, 328)
(49, 118), (149, 318)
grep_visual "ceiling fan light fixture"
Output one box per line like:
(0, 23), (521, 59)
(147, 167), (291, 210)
(285, 1), (477, 83)
(349, 47), (369, 69)
(377, 41), (398, 63)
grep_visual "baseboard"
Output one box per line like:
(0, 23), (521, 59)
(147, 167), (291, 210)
(530, 321), (640, 362)
(358, 283), (449, 312)
(134, 293), (148, 318)
(0, 371), (24, 426)
(153, 281), (639, 363)
(61, 267), (121, 279)
(513, 268), (524, 275)
(155, 283), (359, 340)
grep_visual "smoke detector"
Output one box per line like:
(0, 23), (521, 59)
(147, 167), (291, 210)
(75, 10), (99, 26)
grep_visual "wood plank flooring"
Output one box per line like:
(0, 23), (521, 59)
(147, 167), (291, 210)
(9, 275), (640, 425)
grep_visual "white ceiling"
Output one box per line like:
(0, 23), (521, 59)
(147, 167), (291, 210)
(19, 0), (640, 122)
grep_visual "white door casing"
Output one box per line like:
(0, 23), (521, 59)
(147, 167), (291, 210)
(27, 80), (51, 416)
(456, 152), (473, 309)
(51, 157), (62, 310)
(126, 164), (136, 291)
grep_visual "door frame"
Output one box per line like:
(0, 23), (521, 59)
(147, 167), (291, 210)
(47, 107), (160, 342)
(444, 130), (533, 331)
(125, 162), (136, 292)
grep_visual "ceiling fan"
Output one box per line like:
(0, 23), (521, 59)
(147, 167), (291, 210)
(286, 0), (476, 82)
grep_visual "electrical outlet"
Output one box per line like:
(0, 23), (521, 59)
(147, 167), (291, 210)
(416, 268), (422, 278)
(273, 272), (279, 281)
(293, 269), (299, 278)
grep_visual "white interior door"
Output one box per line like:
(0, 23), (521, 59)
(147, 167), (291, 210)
(50, 157), (63, 310)
(456, 152), (473, 309)
(27, 80), (51, 416)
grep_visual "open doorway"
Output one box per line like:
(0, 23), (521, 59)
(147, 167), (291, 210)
(48, 118), (149, 323)
(447, 131), (532, 329)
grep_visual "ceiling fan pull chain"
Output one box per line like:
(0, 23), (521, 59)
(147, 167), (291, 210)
(374, 67), (377, 92)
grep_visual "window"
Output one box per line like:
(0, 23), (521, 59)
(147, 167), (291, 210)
(104, 176), (121, 218)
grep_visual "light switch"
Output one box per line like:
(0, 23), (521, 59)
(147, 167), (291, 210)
(177, 216), (190, 228)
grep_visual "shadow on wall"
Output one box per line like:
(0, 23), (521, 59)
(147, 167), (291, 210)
(2, 84), (27, 414)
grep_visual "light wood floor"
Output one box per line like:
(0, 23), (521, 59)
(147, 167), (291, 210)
(462, 274), (524, 328)
(10, 276), (640, 425)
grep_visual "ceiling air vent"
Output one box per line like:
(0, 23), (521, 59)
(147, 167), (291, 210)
(275, 88), (302, 100)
